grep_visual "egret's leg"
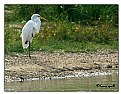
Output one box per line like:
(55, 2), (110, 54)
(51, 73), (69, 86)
(29, 42), (31, 59)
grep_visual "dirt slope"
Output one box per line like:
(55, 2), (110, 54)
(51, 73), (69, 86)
(4, 50), (118, 81)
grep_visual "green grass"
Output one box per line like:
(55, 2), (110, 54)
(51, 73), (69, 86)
(4, 21), (118, 54)
(32, 38), (118, 53)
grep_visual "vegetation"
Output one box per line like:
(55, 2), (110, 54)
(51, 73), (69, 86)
(4, 4), (118, 54)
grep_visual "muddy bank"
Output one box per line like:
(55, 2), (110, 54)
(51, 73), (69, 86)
(4, 50), (118, 82)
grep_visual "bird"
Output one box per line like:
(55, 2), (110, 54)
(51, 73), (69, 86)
(21, 14), (47, 58)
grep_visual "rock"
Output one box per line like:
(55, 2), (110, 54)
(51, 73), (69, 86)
(63, 67), (74, 71)
(52, 68), (66, 73)
(19, 75), (25, 82)
(94, 62), (101, 65)
(106, 65), (112, 68)
(72, 66), (83, 70)
(94, 66), (101, 70)
(82, 67), (92, 70)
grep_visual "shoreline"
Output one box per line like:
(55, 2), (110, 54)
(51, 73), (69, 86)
(5, 50), (118, 83)
(5, 70), (118, 83)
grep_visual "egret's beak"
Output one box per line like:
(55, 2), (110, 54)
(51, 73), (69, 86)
(40, 16), (47, 21)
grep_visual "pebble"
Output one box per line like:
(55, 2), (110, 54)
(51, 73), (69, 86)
(4, 50), (118, 82)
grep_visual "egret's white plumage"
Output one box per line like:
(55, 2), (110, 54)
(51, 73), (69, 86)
(21, 14), (41, 49)
(21, 14), (47, 58)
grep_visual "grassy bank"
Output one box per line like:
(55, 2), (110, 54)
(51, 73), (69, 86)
(4, 5), (118, 54)
(5, 21), (118, 54)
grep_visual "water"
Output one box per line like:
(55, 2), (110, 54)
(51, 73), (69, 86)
(5, 74), (118, 92)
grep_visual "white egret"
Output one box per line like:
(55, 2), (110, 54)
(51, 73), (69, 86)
(21, 14), (46, 58)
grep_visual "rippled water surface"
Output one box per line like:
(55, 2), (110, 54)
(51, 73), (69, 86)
(5, 74), (118, 92)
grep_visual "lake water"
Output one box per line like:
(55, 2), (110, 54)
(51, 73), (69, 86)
(5, 74), (118, 92)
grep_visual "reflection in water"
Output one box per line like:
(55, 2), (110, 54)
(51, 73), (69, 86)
(5, 74), (118, 92)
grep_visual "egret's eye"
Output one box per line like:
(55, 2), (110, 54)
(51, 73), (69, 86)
(38, 16), (40, 17)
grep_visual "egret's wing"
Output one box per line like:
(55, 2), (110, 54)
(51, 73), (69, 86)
(21, 20), (34, 49)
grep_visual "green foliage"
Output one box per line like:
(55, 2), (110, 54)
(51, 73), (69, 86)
(4, 4), (118, 53)
(5, 4), (118, 25)
(5, 24), (23, 53)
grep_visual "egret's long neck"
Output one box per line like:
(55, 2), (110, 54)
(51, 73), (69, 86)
(36, 19), (41, 31)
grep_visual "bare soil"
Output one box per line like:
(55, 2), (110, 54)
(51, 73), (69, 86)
(4, 50), (118, 82)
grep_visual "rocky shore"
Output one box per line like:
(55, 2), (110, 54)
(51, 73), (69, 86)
(4, 50), (118, 82)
